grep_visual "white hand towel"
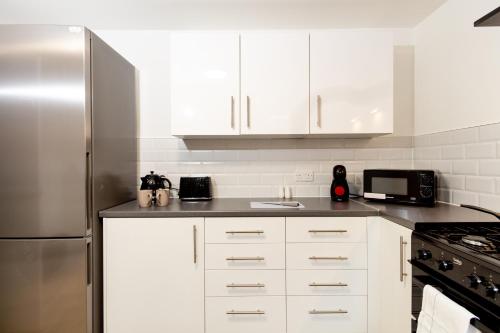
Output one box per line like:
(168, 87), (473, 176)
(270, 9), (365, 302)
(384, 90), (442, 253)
(416, 285), (479, 333)
(430, 292), (478, 333)
(417, 285), (441, 333)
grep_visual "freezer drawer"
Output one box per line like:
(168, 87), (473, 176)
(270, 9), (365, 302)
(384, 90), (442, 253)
(0, 238), (91, 333)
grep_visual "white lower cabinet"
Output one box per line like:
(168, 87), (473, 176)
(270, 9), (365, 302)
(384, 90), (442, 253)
(287, 270), (367, 296)
(206, 270), (286, 297)
(287, 296), (368, 333)
(104, 216), (411, 333)
(368, 217), (412, 333)
(103, 218), (204, 333)
(205, 296), (287, 333)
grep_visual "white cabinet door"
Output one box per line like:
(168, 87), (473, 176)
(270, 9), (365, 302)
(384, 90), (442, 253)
(310, 31), (393, 134)
(171, 32), (239, 136)
(104, 218), (204, 333)
(241, 32), (309, 135)
(367, 217), (412, 333)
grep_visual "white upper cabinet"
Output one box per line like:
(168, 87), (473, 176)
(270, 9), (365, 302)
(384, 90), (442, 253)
(170, 32), (240, 136)
(240, 32), (309, 135)
(310, 31), (394, 135)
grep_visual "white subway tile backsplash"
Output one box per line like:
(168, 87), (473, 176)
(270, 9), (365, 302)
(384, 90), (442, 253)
(465, 142), (496, 159)
(479, 122), (500, 142)
(452, 190), (479, 206)
(437, 189), (451, 202)
(261, 174), (285, 185)
(378, 148), (412, 160)
(440, 175), (465, 190)
(354, 149), (379, 160)
(465, 176), (495, 193)
(414, 160), (432, 169)
(415, 147), (441, 160)
(441, 145), (464, 159)
(451, 127), (478, 144)
(330, 149), (355, 161)
(293, 185), (320, 197)
(431, 160), (452, 174)
(478, 194), (500, 212)
(479, 160), (500, 176)
(137, 124), (498, 208)
(238, 174), (261, 185)
(452, 160), (478, 175)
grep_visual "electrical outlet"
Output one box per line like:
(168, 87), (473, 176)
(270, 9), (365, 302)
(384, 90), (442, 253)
(295, 171), (314, 182)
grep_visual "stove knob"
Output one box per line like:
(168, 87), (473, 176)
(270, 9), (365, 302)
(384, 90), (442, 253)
(438, 260), (454, 272)
(467, 274), (482, 289)
(485, 282), (499, 299)
(417, 249), (432, 260)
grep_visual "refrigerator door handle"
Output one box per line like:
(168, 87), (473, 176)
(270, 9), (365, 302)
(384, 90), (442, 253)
(85, 152), (92, 233)
(86, 240), (92, 286)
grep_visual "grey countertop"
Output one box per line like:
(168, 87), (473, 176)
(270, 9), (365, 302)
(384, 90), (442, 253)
(99, 197), (499, 230)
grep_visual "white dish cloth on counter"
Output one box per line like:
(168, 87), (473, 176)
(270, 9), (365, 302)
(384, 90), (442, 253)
(417, 285), (480, 333)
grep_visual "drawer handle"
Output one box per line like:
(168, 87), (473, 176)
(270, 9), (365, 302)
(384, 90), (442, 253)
(226, 283), (265, 288)
(226, 256), (265, 261)
(227, 310), (265, 315)
(226, 230), (264, 235)
(309, 256), (348, 260)
(309, 309), (348, 315)
(309, 282), (348, 287)
(308, 230), (347, 233)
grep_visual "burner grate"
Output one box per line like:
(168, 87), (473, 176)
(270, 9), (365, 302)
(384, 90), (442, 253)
(423, 225), (500, 260)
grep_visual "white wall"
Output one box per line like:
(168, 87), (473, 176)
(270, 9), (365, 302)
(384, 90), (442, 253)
(414, 0), (500, 135)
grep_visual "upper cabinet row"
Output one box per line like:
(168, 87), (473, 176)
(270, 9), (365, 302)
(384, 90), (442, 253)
(170, 31), (394, 137)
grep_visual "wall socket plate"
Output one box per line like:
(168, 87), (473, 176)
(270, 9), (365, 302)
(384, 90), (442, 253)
(295, 171), (314, 182)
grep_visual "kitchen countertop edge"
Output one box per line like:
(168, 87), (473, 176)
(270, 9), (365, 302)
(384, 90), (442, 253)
(99, 197), (498, 230)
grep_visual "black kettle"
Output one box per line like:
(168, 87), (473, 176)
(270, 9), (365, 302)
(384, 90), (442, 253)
(140, 171), (172, 191)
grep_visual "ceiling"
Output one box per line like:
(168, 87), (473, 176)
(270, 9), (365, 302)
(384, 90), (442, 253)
(0, 0), (447, 29)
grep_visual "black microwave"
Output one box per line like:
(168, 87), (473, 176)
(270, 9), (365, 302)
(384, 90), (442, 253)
(363, 169), (436, 206)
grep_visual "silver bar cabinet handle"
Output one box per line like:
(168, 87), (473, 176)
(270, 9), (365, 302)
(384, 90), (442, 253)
(309, 309), (348, 315)
(193, 225), (197, 264)
(226, 230), (264, 235)
(316, 95), (321, 127)
(227, 310), (265, 315)
(226, 283), (265, 288)
(309, 256), (348, 260)
(309, 282), (348, 287)
(246, 95), (250, 128)
(230, 96), (234, 128)
(400, 236), (408, 282)
(226, 256), (265, 261)
(308, 229), (347, 233)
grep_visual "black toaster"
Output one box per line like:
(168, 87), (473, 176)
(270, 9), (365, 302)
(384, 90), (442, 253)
(178, 177), (212, 201)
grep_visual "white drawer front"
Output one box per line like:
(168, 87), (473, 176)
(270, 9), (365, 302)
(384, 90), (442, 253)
(206, 270), (285, 296)
(206, 217), (285, 244)
(206, 244), (285, 269)
(287, 296), (367, 333)
(206, 296), (286, 333)
(286, 217), (366, 243)
(287, 270), (367, 296)
(286, 243), (367, 269)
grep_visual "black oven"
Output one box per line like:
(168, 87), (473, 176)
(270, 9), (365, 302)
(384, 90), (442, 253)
(411, 232), (500, 333)
(363, 169), (436, 206)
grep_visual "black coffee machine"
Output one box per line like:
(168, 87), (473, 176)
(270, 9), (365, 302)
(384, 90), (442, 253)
(330, 165), (349, 202)
(140, 171), (172, 203)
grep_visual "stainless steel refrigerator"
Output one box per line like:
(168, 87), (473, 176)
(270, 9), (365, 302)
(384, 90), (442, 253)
(0, 25), (137, 333)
